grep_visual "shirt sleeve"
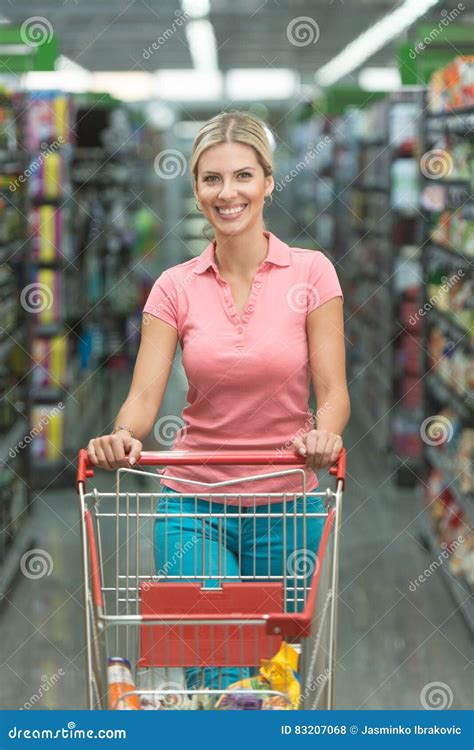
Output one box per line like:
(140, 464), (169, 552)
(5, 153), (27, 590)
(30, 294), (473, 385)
(142, 270), (178, 329)
(307, 251), (344, 315)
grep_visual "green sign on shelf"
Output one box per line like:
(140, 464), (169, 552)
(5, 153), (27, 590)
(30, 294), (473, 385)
(398, 22), (473, 85)
(0, 23), (58, 74)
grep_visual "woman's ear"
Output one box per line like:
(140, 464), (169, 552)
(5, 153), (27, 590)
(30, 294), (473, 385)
(265, 174), (275, 196)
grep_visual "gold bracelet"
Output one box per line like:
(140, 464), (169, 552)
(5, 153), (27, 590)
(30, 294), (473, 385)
(112, 425), (135, 439)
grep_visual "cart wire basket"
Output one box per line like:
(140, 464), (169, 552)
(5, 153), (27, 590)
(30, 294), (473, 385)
(76, 448), (346, 710)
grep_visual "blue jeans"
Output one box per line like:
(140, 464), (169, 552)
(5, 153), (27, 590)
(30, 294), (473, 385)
(153, 486), (326, 691)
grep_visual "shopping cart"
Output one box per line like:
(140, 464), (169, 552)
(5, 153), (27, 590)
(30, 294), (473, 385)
(76, 447), (346, 710)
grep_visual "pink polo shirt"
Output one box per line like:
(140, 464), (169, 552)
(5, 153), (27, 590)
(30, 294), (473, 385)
(143, 231), (343, 505)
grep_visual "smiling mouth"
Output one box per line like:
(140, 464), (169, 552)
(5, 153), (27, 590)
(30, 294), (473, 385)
(215, 203), (248, 217)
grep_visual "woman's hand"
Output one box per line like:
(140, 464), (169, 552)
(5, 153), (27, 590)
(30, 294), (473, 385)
(87, 430), (143, 471)
(292, 429), (343, 470)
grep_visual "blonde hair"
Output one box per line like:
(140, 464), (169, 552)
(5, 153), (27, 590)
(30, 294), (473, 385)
(190, 110), (274, 184)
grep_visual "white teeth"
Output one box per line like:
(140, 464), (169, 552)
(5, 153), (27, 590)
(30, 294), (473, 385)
(217, 204), (246, 216)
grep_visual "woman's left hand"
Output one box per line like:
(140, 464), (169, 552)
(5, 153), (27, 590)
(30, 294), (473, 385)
(292, 430), (343, 470)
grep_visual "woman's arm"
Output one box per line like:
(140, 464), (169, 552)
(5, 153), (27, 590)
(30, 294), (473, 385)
(87, 314), (178, 470)
(293, 297), (351, 470)
(114, 313), (179, 439)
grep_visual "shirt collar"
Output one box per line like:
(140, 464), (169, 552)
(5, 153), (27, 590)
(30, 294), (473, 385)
(193, 231), (291, 275)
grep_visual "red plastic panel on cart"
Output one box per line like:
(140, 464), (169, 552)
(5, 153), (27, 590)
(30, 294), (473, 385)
(138, 582), (283, 668)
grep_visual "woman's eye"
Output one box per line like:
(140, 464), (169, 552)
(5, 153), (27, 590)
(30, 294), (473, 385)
(204, 175), (218, 183)
(238, 172), (252, 178)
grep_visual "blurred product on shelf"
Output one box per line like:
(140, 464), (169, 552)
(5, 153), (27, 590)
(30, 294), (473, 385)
(430, 210), (474, 258)
(427, 56), (474, 113)
(424, 467), (473, 591)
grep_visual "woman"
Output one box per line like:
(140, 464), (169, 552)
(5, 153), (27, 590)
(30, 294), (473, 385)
(87, 110), (350, 692)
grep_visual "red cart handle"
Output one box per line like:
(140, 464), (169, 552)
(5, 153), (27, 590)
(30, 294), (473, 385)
(77, 447), (346, 491)
(329, 446), (346, 489)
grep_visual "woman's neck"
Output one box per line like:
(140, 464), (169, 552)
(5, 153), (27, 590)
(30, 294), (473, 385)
(213, 225), (269, 276)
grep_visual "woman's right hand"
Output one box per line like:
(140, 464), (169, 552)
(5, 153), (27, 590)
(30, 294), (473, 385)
(87, 430), (143, 471)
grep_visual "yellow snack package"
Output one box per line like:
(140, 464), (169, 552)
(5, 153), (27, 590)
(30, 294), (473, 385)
(259, 642), (300, 709)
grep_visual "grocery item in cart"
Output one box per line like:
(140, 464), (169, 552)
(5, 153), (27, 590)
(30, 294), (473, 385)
(135, 666), (189, 710)
(217, 689), (264, 710)
(259, 641), (300, 709)
(215, 642), (300, 710)
(107, 657), (140, 710)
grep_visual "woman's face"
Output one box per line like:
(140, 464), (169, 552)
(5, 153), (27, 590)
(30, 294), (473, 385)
(194, 142), (274, 236)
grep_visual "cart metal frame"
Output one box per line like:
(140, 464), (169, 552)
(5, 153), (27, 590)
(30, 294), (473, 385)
(76, 448), (346, 710)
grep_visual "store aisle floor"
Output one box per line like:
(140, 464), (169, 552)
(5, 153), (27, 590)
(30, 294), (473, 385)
(0, 367), (471, 710)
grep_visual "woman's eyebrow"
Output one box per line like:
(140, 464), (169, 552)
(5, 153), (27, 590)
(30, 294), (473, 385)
(202, 166), (255, 175)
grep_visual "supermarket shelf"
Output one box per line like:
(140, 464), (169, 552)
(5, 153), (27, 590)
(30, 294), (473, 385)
(427, 241), (473, 268)
(30, 387), (66, 403)
(354, 224), (390, 240)
(0, 513), (36, 605)
(426, 105), (474, 119)
(357, 138), (386, 146)
(0, 334), (18, 361)
(0, 149), (27, 168)
(425, 445), (473, 516)
(354, 182), (390, 193)
(426, 372), (473, 420)
(426, 107), (474, 136)
(418, 510), (474, 634)
(430, 177), (472, 189)
(0, 239), (25, 265)
(428, 306), (472, 343)
(33, 322), (65, 338)
(0, 417), (29, 465)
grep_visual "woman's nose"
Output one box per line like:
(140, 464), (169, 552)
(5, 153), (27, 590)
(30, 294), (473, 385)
(218, 180), (238, 200)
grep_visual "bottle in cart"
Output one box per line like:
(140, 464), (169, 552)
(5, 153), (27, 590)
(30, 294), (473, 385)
(107, 657), (140, 710)
(135, 666), (189, 709)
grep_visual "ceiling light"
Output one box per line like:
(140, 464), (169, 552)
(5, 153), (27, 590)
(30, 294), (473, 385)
(315, 0), (441, 86)
(91, 72), (154, 101)
(154, 69), (223, 100)
(226, 69), (299, 100)
(181, 0), (210, 19)
(185, 19), (218, 71)
(358, 67), (401, 91)
(22, 70), (90, 92)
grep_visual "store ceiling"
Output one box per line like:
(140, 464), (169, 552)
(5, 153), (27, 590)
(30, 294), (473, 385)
(3, 0), (463, 78)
